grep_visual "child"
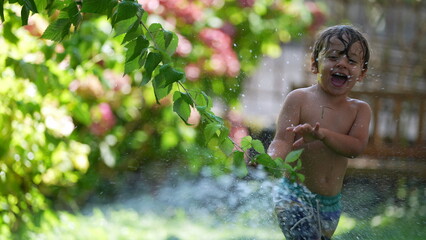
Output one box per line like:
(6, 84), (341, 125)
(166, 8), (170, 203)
(268, 25), (371, 240)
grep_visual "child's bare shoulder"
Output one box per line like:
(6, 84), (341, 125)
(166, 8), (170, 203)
(348, 97), (372, 113)
(286, 87), (312, 100)
(282, 88), (310, 108)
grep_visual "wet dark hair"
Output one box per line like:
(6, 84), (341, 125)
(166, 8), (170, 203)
(312, 25), (370, 71)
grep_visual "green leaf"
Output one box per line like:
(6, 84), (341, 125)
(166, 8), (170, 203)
(282, 162), (294, 172)
(203, 110), (224, 125)
(233, 151), (245, 166)
(152, 70), (172, 103)
(252, 139), (265, 154)
(124, 55), (141, 75)
(23, 0), (38, 13)
(113, 16), (137, 37)
(146, 28), (178, 63)
(64, 1), (81, 28)
(141, 52), (162, 85)
(81, 0), (118, 16)
(233, 151), (248, 177)
(41, 18), (71, 42)
(220, 137), (234, 156)
(146, 23), (162, 44)
(285, 149), (304, 163)
(157, 64), (184, 88)
(273, 157), (283, 168)
(122, 19), (143, 44)
(125, 36), (149, 63)
(173, 91), (193, 105)
(21, 5), (29, 25)
(218, 127), (230, 143)
(173, 91), (193, 123)
(111, 0), (140, 27)
(204, 122), (222, 142)
(71, 103), (91, 126)
(165, 31), (178, 56)
(240, 136), (252, 151)
(255, 153), (276, 169)
(3, 22), (19, 43)
(272, 169), (284, 178)
(34, 0), (47, 13)
(196, 106), (222, 125)
(0, 0), (4, 22)
(297, 173), (305, 182)
(193, 91), (213, 110)
(163, 30), (173, 49)
(290, 173), (298, 182)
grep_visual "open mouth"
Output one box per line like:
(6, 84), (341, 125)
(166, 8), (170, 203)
(331, 73), (349, 87)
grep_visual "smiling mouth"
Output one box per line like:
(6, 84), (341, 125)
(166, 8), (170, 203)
(331, 73), (349, 87)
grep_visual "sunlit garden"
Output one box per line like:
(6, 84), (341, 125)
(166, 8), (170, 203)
(21, 172), (426, 239)
(0, 0), (425, 239)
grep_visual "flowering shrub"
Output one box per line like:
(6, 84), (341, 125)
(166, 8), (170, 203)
(0, 0), (323, 236)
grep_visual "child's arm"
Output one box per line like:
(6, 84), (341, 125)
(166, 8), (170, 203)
(288, 102), (371, 158)
(267, 90), (303, 159)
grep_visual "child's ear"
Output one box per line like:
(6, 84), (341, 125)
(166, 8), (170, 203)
(358, 68), (368, 82)
(310, 57), (318, 74)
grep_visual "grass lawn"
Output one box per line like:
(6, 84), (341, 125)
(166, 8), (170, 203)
(20, 174), (426, 240)
(24, 207), (425, 240)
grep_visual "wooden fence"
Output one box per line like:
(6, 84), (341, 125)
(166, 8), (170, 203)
(347, 90), (426, 178)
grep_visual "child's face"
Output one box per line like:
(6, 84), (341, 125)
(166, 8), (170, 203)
(312, 35), (367, 96)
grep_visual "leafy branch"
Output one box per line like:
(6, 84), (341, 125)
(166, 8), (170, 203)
(2, 0), (305, 181)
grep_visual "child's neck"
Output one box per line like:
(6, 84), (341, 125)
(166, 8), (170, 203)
(314, 84), (349, 103)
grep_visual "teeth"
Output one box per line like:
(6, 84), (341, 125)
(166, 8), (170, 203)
(334, 73), (348, 78)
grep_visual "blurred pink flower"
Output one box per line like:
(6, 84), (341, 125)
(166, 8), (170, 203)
(138, 0), (160, 13)
(160, 0), (203, 24)
(90, 103), (116, 136)
(224, 51), (240, 77)
(103, 70), (131, 94)
(305, 1), (326, 34)
(69, 75), (104, 99)
(185, 63), (201, 81)
(177, 3), (203, 24)
(210, 53), (227, 76)
(199, 28), (232, 51)
(176, 34), (192, 57)
(200, 0), (223, 7)
(238, 0), (256, 8)
(228, 111), (249, 146)
(220, 22), (237, 38)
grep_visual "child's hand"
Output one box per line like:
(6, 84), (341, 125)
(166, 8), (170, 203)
(286, 122), (325, 148)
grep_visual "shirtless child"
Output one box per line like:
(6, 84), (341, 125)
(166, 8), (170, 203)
(268, 25), (372, 240)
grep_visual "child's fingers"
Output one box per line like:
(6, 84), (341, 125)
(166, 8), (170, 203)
(288, 124), (309, 133)
(293, 138), (304, 148)
(314, 122), (320, 131)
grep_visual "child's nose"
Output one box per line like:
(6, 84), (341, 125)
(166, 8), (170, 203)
(336, 55), (349, 68)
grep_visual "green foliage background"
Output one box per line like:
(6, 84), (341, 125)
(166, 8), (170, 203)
(0, 0), (319, 236)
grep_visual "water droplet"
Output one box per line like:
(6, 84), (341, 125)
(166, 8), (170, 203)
(27, 152), (35, 160)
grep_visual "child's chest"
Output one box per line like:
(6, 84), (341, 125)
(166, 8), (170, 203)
(299, 101), (358, 134)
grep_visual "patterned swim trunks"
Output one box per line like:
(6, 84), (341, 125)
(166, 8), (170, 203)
(273, 178), (342, 240)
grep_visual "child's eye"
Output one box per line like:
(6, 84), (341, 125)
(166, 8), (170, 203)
(349, 59), (358, 64)
(327, 55), (338, 60)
